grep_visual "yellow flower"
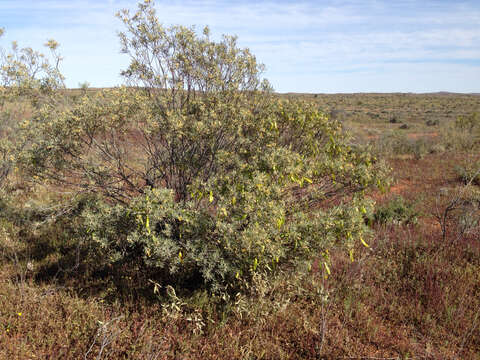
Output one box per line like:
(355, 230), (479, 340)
(17, 312), (22, 317)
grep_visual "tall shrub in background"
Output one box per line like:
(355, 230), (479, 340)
(8, 1), (389, 294)
(0, 28), (64, 191)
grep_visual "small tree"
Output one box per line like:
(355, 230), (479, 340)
(16, 0), (389, 294)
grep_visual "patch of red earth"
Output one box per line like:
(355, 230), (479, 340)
(369, 179), (413, 203)
(389, 181), (411, 194)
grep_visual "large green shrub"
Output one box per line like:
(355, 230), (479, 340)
(6, 1), (389, 294)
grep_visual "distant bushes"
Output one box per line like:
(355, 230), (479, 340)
(369, 111), (480, 160)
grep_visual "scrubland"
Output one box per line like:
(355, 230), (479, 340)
(1, 2), (479, 359)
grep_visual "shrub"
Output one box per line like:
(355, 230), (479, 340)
(373, 131), (427, 159)
(425, 119), (439, 127)
(441, 112), (480, 151)
(389, 115), (399, 124)
(455, 112), (479, 133)
(429, 143), (446, 154)
(434, 183), (480, 242)
(455, 161), (480, 186)
(369, 195), (419, 225)
(0, 29), (65, 190)
(7, 1), (389, 295)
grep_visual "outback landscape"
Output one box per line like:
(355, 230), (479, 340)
(1, 1), (480, 359)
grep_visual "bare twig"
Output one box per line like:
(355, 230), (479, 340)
(84, 316), (124, 360)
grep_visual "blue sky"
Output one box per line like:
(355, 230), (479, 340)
(1, 0), (479, 93)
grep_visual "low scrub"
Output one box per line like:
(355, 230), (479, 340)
(374, 131), (430, 159)
(369, 195), (419, 225)
(442, 112), (480, 151)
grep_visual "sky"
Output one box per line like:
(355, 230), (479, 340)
(0, 0), (479, 93)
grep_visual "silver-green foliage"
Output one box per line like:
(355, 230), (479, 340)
(0, 29), (65, 190)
